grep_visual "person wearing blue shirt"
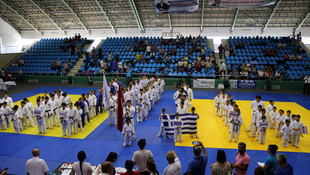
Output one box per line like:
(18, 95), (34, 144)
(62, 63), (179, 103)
(126, 68), (132, 86)
(74, 98), (85, 127)
(187, 141), (208, 175)
(96, 89), (103, 114)
(112, 59), (118, 72)
(115, 77), (123, 89)
(275, 153), (293, 175)
(109, 82), (116, 95)
(260, 144), (278, 175)
(114, 52), (120, 62)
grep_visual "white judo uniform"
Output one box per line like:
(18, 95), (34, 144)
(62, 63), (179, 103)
(123, 105), (136, 139)
(229, 111), (243, 142)
(108, 95), (117, 125)
(258, 119), (269, 144)
(281, 125), (292, 147)
(248, 100), (265, 131)
(59, 107), (71, 136)
(122, 123), (134, 146)
(174, 117), (183, 142)
(34, 104), (46, 133)
(291, 120), (303, 147)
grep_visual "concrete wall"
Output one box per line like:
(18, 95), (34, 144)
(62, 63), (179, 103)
(0, 18), (22, 53)
(0, 53), (21, 69)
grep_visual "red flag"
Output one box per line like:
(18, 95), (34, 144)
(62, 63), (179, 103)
(117, 84), (125, 132)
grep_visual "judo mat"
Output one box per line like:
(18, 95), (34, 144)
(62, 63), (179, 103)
(0, 86), (310, 175)
(0, 93), (109, 139)
(175, 100), (310, 153)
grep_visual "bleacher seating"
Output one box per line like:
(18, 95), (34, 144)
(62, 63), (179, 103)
(227, 36), (310, 80)
(79, 36), (215, 77)
(6, 38), (87, 75)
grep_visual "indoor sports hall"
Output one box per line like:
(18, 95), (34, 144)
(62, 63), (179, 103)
(0, 0), (310, 175)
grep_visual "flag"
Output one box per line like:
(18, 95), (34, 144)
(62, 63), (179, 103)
(163, 113), (198, 135)
(117, 83), (125, 132)
(103, 73), (110, 110)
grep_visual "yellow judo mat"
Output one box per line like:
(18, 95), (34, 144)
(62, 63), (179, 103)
(0, 94), (108, 139)
(176, 99), (310, 153)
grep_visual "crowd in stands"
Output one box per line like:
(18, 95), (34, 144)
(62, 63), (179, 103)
(79, 35), (222, 78)
(226, 32), (310, 80)
(5, 34), (86, 76)
(24, 141), (293, 175)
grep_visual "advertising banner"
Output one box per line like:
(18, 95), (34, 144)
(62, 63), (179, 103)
(208, 0), (276, 8)
(155, 0), (199, 13)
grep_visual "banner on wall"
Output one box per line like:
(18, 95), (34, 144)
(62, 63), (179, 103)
(237, 80), (257, 89)
(208, 0), (276, 8)
(193, 79), (215, 88)
(155, 0), (199, 13)
(229, 80), (238, 88)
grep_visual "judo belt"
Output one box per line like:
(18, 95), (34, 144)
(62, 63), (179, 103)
(108, 106), (115, 111)
(53, 107), (58, 114)
(45, 110), (51, 118)
(69, 117), (75, 122)
(232, 122), (240, 132)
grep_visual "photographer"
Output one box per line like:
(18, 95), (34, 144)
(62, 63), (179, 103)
(186, 141), (208, 175)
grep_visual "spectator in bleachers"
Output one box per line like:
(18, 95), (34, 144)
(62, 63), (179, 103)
(114, 52), (120, 62)
(118, 61), (123, 73)
(229, 48), (236, 56)
(51, 60), (56, 71)
(258, 70), (264, 80)
(56, 59), (62, 71)
(158, 47), (164, 56)
(140, 54), (146, 63)
(63, 63), (69, 73)
(220, 61), (227, 76)
(126, 44), (131, 52)
(225, 49), (230, 57)
(112, 59), (118, 72)
(146, 45), (151, 55)
(288, 53), (294, 60)
(150, 51), (155, 60)
(108, 52), (113, 62)
(151, 44), (157, 52)
(275, 71), (281, 80)
(297, 31), (302, 42)
(206, 60), (213, 69)
(218, 44), (224, 60)
(98, 48), (102, 60)
(283, 53), (289, 60)
(215, 64), (220, 79)
(205, 54), (210, 62)
(136, 53), (141, 63)
(101, 60), (108, 71)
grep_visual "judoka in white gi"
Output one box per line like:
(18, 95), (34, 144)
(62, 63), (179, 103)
(257, 115), (269, 145)
(24, 98), (35, 126)
(269, 106), (277, 129)
(122, 117), (134, 147)
(174, 113), (183, 143)
(136, 98), (144, 122)
(291, 115), (303, 148)
(123, 100), (136, 140)
(229, 105), (243, 143)
(276, 109), (285, 137)
(42, 96), (53, 130)
(0, 103), (6, 130)
(2, 102), (11, 128)
(157, 108), (170, 138)
(281, 119), (292, 147)
(108, 91), (117, 126)
(247, 95), (265, 132)
(266, 100), (275, 125)
(251, 105), (263, 138)
(34, 99), (46, 134)
(11, 105), (22, 134)
(68, 103), (77, 134)
(219, 90), (227, 117)
(59, 103), (71, 137)
(75, 105), (84, 132)
(20, 101), (33, 129)
(214, 92), (220, 116)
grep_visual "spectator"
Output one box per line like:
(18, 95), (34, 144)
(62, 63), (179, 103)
(118, 61), (123, 73)
(112, 59), (118, 72)
(56, 59), (62, 71)
(26, 148), (49, 175)
(101, 161), (114, 175)
(210, 150), (231, 175)
(146, 158), (159, 175)
(17, 69), (23, 82)
(221, 61), (227, 76)
(164, 150), (181, 175)
(218, 44), (224, 59)
(259, 144), (278, 175)
(225, 49), (230, 57)
(114, 52), (120, 62)
(108, 52), (113, 62)
(275, 154), (293, 175)
(64, 63), (69, 73)
(51, 60), (56, 70)
(126, 44), (131, 52)
(120, 160), (140, 175)
(76, 44), (81, 57)
(70, 151), (92, 175)
(215, 64), (220, 79)
(258, 70), (264, 80)
(303, 74), (310, 95)
(275, 71), (281, 80)
(146, 45), (152, 55)
(283, 53), (289, 60)
(132, 139), (153, 175)
(136, 53), (141, 62)
(187, 141), (208, 175)
(98, 48), (103, 60)
(126, 68), (132, 86)
(106, 152), (118, 164)
(231, 142), (250, 175)
(254, 167), (264, 175)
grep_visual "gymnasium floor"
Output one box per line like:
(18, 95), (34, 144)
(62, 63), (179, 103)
(0, 86), (310, 175)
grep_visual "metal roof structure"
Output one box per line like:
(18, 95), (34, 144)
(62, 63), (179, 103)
(0, 0), (309, 34)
